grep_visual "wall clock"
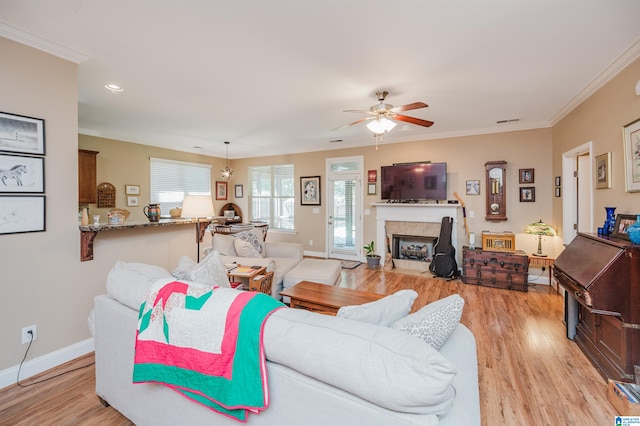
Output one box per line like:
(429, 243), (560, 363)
(485, 161), (507, 221)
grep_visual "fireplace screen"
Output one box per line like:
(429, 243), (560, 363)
(392, 234), (437, 263)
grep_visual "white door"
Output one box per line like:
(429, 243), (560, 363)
(326, 157), (363, 261)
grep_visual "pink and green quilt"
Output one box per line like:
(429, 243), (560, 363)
(133, 280), (284, 422)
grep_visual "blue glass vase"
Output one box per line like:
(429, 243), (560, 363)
(603, 207), (616, 236)
(627, 215), (640, 245)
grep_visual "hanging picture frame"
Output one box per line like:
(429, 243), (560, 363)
(595, 152), (611, 189)
(216, 181), (228, 200)
(235, 184), (243, 198)
(519, 187), (535, 202)
(0, 154), (44, 193)
(623, 117), (640, 192)
(0, 195), (46, 234)
(300, 176), (320, 205)
(519, 168), (534, 184)
(367, 183), (376, 195)
(0, 112), (46, 155)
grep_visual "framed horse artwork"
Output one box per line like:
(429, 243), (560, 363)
(0, 154), (44, 193)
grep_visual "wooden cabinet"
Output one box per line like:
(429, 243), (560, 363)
(78, 149), (98, 204)
(462, 246), (529, 292)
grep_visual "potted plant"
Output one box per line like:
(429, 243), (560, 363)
(363, 241), (381, 269)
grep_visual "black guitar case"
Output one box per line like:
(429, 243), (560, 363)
(429, 216), (458, 279)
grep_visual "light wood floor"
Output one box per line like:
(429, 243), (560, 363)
(0, 266), (617, 425)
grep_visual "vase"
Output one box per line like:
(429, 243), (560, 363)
(627, 215), (640, 245)
(602, 207), (616, 236)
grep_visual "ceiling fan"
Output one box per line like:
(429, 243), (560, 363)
(334, 90), (434, 133)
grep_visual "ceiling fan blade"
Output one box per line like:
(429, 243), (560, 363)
(343, 109), (374, 114)
(390, 102), (428, 113)
(393, 114), (434, 127)
(332, 117), (373, 131)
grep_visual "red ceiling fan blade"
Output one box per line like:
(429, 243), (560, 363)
(393, 115), (434, 127)
(390, 102), (428, 113)
(332, 116), (373, 131)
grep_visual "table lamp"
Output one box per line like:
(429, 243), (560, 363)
(181, 195), (215, 262)
(525, 220), (556, 257)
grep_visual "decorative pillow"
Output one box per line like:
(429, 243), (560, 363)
(336, 289), (418, 326)
(391, 294), (465, 350)
(172, 255), (197, 280)
(233, 229), (266, 258)
(212, 233), (237, 256)
(187, 250), (230, 288)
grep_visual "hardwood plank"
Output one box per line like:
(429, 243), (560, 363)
(0, 266), (618, 425)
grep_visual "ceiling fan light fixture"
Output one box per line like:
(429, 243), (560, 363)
(219, 141), (233, 181)
(366, 117), (396, 134)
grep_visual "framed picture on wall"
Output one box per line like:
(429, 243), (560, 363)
(519, 187), (535, 202)
(623, 117), (640, 192)
(519, 168), (534, 184)
(216, 181), (228, 200)
(0, 111), (46, 155)
(125, 184), (140, 195)
(367, 183), (376, 195)
(300, 176), (320, 205)
(466, 180), (480, 195)
(0, 154), (44, 193)
(235, 184), (243, 198)
(595, 152), (611, 189)
(0, 195), (46, 234)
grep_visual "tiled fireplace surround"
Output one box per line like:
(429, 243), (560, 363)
(373, 203), (460, 271)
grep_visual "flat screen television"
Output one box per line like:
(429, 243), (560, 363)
(380, 162), (447, 201)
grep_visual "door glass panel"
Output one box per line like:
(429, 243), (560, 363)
(331, 178), (356, 252)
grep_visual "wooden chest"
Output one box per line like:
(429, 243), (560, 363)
(462, 247), (529, 292)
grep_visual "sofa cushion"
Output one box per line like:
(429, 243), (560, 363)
(187, 250), (231, 288)
(336, 289), (418, 326)
(391, 294), (465, 350)
(172, 255), (197, 280)
(106, 260), (173, 310)
(264, 308), (456, 415)
(234, 238), (262, 258)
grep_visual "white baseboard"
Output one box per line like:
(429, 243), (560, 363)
(303, 250), (326, 258)
(0, 338), (95, 390)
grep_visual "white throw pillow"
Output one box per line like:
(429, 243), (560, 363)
(391, 294), (465, 350)
(336, 289), (418, 326)
(212, 233), (237, 256)
(188, 250), (230, 288)
(172, 255), (197, 280)
(233, 229), (266, 258)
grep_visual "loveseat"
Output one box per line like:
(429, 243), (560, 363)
(209, 229), (304, 299)
(90, 261), (481, 425)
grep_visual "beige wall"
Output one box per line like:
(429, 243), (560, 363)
(552, 57), (640, 235)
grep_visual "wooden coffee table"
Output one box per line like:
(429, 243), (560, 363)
(280, 281), (385, 315)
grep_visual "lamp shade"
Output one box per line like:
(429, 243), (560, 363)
(366, 117), (397, 134)
(525, 220), (556, 236)
(180, 195), (214, 219)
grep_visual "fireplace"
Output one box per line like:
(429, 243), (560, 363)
(373, 203), (460, 270)
(392, 234), (437, 263)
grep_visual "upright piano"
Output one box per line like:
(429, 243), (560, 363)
(553, 233), (640, 382)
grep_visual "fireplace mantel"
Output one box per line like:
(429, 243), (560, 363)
(372, 203), (460, 268)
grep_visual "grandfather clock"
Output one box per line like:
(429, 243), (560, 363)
(485, 161), (507, 221)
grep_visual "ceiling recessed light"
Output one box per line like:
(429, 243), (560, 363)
(104, 84), (123, 93)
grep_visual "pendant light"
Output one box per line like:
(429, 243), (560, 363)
(220, 141), (233, 181)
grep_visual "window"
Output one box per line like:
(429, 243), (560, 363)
(150, 157), (211, 213)
(249, 164), (294, 230)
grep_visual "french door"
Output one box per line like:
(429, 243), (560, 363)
(326, 157), (363, 261)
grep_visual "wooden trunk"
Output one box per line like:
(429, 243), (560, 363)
(461, 246), (529, 292)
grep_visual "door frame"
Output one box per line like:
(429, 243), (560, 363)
(562, 141), (593, 245)
(325, 156), (364, 261)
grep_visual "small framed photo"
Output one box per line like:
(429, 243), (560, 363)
(519, 187), (535, 202)
(0, 195), (46, 234)
(368, 169), (377, 183)
(127, 196), (139, 207)
(595, 152), (611, 189)
(367, 183), (376, 195)
(0, 111), (46, 155)
(466, 180), (480, 195)
(235, 184), (243, 198)
(623, 117), (640, 192)
(216, 181), (228, 200)
(300, 176), (321, 205)
(0, 153), (44, 193)
(519, 168), (534, 184)
(125, 184), (140, 195)
(612, 214), (637, 240)
(555, 176), (561, 187)
(555, 187), (561, 197)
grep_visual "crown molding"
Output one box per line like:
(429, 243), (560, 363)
(550, 38), (640, 125)
(0, 20), (89, 64)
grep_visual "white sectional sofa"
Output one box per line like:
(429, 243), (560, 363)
(90, 262), (481, 426)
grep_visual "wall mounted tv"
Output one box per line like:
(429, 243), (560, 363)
(380, 162), (447, 202)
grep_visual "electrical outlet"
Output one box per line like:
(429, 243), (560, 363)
(309, 240), (313, 246)
(22, 325), (37, 344)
